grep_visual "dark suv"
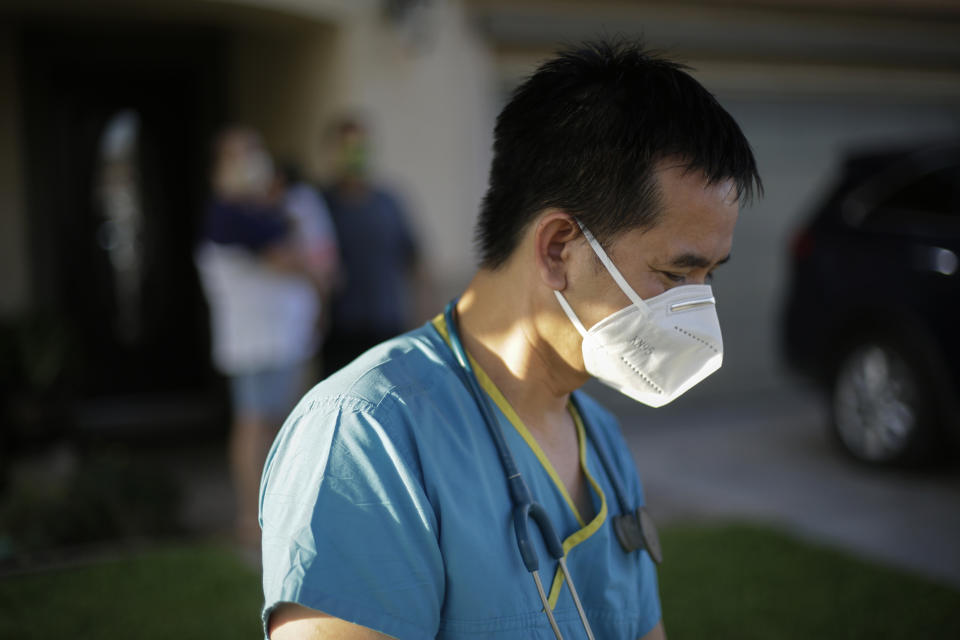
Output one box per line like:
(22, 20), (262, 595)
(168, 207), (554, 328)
(781, 142), (960, 466)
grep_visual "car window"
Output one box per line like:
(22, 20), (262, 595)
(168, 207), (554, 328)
(876, 165), (958, 216)
(864, 163), (959, 230)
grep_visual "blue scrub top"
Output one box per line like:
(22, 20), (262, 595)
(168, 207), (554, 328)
(260, 315), (661, 639)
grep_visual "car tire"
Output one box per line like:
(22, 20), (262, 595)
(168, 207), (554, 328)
(830, 337), (939, 466)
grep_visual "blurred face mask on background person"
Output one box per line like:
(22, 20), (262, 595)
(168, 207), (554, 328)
(335, 125), (370, 180)
(337, 133), (370, 180)
(214, 129), (274, 200)
(220, 148), (274, 199)
(554, 222), (724, 408)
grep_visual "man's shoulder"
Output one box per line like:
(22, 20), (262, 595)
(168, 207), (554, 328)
(267, 321), (464, 490)
(295, 322), (457, 420)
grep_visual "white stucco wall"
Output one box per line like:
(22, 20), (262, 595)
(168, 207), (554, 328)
(330, 1), (498, 307)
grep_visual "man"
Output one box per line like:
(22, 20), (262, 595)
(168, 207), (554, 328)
(261, 41), (760, 639)
(321, 117), (422, 375)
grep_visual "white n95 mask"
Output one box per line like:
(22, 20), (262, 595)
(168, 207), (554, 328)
(555, 223), (723, 408)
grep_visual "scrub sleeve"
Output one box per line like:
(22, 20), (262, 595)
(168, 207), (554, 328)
(261, 394), (444, 639)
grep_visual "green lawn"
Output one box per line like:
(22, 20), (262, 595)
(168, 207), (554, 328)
(658, 523), (960, 639)
(0, 544), (263, 639)
(1, 523), (958, 639)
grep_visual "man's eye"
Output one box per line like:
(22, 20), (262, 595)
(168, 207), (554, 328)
(661, 271), (685, 283)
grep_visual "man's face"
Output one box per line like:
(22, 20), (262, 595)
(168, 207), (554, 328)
(569, 162), (740, 329)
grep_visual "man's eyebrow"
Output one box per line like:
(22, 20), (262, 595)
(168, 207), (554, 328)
(667, 253), (731, 269)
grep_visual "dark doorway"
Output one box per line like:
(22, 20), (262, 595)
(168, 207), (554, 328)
(19, 22), (229, 434)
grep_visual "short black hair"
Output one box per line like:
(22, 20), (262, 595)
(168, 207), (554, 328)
(475, 40), (761, 269)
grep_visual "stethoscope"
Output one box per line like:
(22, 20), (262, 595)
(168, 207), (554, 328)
(443, 300), (662, 640)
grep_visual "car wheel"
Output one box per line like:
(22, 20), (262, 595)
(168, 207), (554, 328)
(831, 339), (936, 465)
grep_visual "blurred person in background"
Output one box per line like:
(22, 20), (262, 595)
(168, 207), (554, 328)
(275, 160), (340, 315)
(321, 117), (422, 375)
(261, 41), (759, 639)
(195, 127), (335, 551)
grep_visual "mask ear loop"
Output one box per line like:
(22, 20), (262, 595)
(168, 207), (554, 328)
(553, 290), (588, 337)
(553, 220), (652, 335)
(574, 221), (649, 312)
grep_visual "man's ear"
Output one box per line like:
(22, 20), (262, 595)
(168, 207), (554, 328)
(533, 210), (581, 291)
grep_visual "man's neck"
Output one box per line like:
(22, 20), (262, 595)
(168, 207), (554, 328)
(454, 268), (587, 436)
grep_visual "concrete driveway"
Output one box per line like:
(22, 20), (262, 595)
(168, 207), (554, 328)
(586, 381), (960, 589)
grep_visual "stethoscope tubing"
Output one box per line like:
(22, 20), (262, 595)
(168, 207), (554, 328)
(444, 302), (563, 567)
(444, 301), (607, 639)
